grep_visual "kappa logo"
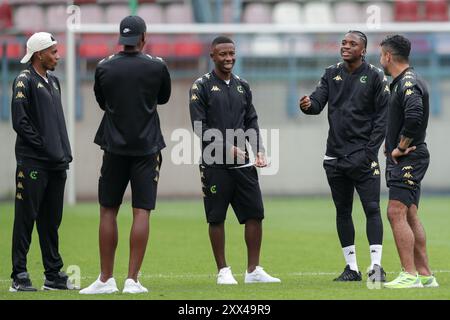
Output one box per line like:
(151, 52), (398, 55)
(15, 92), (25, 99)
(191, 83), (198, 90)
(16, 81), (25, 88)
(373, 169), (380, 176)
(403, 75), (414, 80)
(371, 161), (379, 169)
(16, 193), (23, 200)
(37, 82), (44, 89)
(211, 86), (220, 92)
(404, 81), (413, 88)
(17, 182), (24, 190)
(402, 166), (413, 171)
(348, 251), (355, 255)
(18, 73), (28, 79)
(384, 85), (390, 93)
(405, 89), (414, 96)
(405, 180), (415, 186)
(403, 172), (414, 179)
(360, 75), (368, 84)
(333, 75), (343, 81)
(18, 171), (25, 178)
(191, 94), (198, 101)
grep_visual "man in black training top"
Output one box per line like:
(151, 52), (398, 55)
(10, 32), (73, 292)
(299, 31), (389, 282)
(380, 35), (438, 289)
(80, 16), (171, 294)
(189, 36), (280, 284)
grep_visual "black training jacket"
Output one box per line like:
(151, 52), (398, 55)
(11, 66), (72, 170)
(189, 70), (264, 167)
(302, 61), (389, 161)
(94, 51), (171, 156)
(385, 67), (429, 159)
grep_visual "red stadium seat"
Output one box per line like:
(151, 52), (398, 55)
(79, 35), (111, 58)
(394, 0), (420, 21)
(425, 0), (449, 21)
(0, 37), (22, 59)
(0, 2), (13, 29)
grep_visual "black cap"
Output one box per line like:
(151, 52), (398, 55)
(118, 15), (147, 46)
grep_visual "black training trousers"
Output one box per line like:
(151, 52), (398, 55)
(11, 166), (66, 280)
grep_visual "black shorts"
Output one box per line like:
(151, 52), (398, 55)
(200, 165), (264, 224)
(98, 151), (162, 210)
(386, 147), (430, 208)
(323, 149), (381, 205)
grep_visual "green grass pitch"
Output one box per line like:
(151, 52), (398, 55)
(0, 197), (449, 300)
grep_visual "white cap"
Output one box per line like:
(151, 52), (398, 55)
(20, 32), (57, 64)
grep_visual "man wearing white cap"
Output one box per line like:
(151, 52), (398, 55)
(10, 32), (73, 292)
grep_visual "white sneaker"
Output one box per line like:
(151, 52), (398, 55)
(122, 278), (148, 294)
(245, 266), (281, 283)
(79, 276), (119, 294)
(217, 267), (238, 285)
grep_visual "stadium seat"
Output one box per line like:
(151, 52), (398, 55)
(242, 3), (272, 23)
(0, 37), (22, 59)
(137, 4), (164, 24)
(334, 2), (364, 23)
(364, 1), (394, 23)
(425, 0), (449, 21)
(303, 2), (333, 24)
(146, 35), (172, 57)
(46, 5), (68, 32)
(250, 35), (282, 56)
(272, 2), (302, 24)
(79, 35), (110, 58)
(79, 4), (104, 24)
(0, 1), (12, 29)
(165, 3), (194, 23)
(394, 0), (420, 22)
(105, 4), (129, 24)
(174, 35), (203, 57)
(13, 5), (45, 32)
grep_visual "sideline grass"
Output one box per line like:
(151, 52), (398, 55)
(0, 197), (449, 300)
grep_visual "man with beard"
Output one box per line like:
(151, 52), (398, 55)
(10, 32), (73, 291)
(189, 36), (280, 285)
(299, 31), (389, 282)
(379, 34), (438, 289)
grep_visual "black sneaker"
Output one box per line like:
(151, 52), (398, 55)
(367, 264), (386, 282)
(9, 272), (37, 292)
(42, 271), (75, 290)
(333, 265), (362, 281)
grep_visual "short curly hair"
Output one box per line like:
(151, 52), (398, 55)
(380, 34), (411, 62)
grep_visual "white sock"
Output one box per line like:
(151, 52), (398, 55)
(342, 245), (358, 272)
(369, 245), (383, 269)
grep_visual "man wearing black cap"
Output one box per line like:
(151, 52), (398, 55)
(10, 32), (73, 292)
(80, 15), (171, 294)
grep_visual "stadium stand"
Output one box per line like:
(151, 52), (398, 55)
(425, 0), (449, 21)
(394, 0), (420, 21)
(0, 1), (12, 29)
(334, 1), (364, 23)
(272, 2), (302, 24)
(303, 2), (333, 24)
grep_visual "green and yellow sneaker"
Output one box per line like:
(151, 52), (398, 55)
(418, 274), (439, 288)
(383, 271), (423, 289)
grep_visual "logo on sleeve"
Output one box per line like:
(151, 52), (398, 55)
(191, 94), (199, 101)
(191, 83), (198, 90)
(405, 89), (414, 96)
(15, 92), (25, 99)
(404, 81), (413, 87)
(16, 81), (25, 88)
